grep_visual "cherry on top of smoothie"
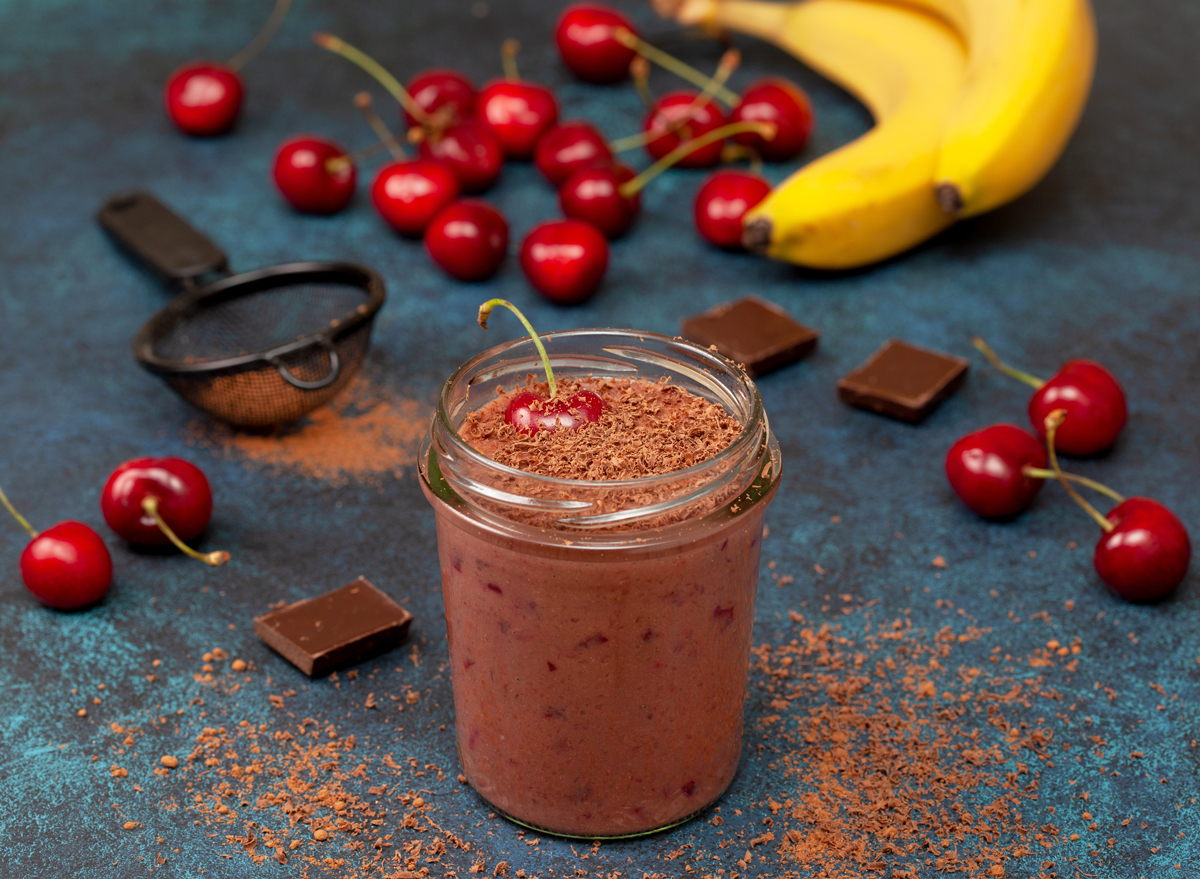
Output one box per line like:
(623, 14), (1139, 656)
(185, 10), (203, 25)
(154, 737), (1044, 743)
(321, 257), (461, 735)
(460, 376), (743, 480)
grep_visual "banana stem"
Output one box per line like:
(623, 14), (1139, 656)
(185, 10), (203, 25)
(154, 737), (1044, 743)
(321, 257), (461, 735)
(1023, 467), (1127, 504)
(227, 0), (291, 71)
(610, 47), (740, 154)
(972, 337), (1045, 389)
(354, 92), (407, 161)
(613, 27), (740, 107)
(618, 121), (775, 198)
(1044, 411), (1114, 533)
(0, 483), (37, 538)
(141, 496), (231, 567)
(478, 299), (557, 399)
(502, 38), (521, 82)
(312, 32), (431, 125)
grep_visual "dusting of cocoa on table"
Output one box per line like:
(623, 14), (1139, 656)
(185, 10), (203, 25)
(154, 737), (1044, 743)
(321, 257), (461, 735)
(460, 377), (741, 480)
(189, 376), (428, 485)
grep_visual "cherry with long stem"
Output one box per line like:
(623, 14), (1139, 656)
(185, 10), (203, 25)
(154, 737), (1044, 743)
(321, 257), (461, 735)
(618, 120), (775, 198)
(612, 27), (740, 107)
(609, 48), (741, 153)
(140, 496), (229, 567)
(477, 300), (605, 433)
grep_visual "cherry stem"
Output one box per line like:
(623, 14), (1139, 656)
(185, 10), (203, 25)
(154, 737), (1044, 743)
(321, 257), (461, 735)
(613, 27), (740, 107)
(610, 47), (741, 153)
(312, 33), (431, 126)
(141, 496), (231, 567)
(630, 56), (653, 109)
(721, 142), (763, 176)
(0, 483), (38, 539)
(502, 38), (521, 82)
(1023, 467), (1127, 504)
(478, 299), (557, 399)
(227, 0), (291, 72)
(324, 140), (392, 174)
(354, 92), (407, 161)
(619, 120), (775, 198)
(972, 337), (1045, 389)
(1044, 410), (1115, 533)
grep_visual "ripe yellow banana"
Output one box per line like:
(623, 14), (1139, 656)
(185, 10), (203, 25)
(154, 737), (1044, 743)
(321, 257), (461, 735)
(664, 0), (966, 270)
(893, 0), (1097, 217)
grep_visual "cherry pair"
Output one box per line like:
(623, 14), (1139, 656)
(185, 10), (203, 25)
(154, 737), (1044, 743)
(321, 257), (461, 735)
(1, 458), (226, 611)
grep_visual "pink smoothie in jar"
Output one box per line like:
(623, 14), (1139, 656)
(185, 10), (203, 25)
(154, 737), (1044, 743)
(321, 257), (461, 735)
(420, 330), (780, 838)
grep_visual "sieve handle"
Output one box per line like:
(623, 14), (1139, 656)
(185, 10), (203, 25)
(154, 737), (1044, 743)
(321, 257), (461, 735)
(98, 190), (229, 289)
(269, 338), (341, 390)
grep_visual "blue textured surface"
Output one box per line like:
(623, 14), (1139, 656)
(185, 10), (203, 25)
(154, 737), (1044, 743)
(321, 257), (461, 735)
(1, 1), (1198, 877)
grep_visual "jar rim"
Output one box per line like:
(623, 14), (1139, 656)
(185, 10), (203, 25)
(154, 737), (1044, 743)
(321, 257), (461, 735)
(433, 328), (766, 490)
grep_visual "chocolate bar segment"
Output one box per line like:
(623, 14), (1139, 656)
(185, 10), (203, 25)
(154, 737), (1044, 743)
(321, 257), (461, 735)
(681, 296), (819, 377)
(837, 339), (968, 423)
(254, 577), (413, 676)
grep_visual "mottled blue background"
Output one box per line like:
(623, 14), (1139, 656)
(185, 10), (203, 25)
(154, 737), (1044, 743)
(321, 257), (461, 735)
(1, 0), (1198, 876)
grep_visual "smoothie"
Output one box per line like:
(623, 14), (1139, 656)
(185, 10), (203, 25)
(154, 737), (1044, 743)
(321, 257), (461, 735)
(421, 330), (779, 838)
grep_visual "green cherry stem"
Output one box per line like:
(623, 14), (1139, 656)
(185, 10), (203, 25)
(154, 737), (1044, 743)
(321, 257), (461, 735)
(323, 140), (392, 175)
(1044, 409), (1114, 533)
(502, 38), (521, 82)
(141, 496), (231, 567)
(1022, 467), (1127, 503)
(0, 483), (38, 538)
(972, 337), (1045, 389)
(618, 121), (775, 198)
(354, 92), (407, 161)
(227, 0), (292, 72)
(612, 27), (740, 107)
(478, 299), (557, 399)
(630, 56), (653, 108)
(313, 32), (432, 126)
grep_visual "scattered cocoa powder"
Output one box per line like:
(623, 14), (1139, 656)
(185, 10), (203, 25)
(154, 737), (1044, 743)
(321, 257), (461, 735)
(190, 376), (429, 486)
(460, 377), (742, 481)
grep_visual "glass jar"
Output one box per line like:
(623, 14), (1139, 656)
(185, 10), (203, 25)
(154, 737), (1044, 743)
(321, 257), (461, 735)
(419, 329), (781, 838)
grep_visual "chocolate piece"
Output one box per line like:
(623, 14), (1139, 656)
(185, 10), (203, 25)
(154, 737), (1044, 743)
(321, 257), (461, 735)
(837, 339), (968, 423)
(254, 577), (412, 676)
(681, 296), (819, 377)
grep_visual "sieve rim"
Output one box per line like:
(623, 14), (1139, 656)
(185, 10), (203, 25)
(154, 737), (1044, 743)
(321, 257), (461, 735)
(132, 261), (385, 377)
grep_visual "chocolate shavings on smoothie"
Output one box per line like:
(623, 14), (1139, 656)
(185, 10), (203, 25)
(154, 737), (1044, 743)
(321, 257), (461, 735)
(460, 377), (742, 480)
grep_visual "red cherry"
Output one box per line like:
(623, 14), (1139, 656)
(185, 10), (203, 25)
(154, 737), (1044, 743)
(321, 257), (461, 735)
(478, 80), (560, 160)
(694, 170), (772, 248)
(731, 78), (813, 162)
(559, 164), (640, 238)
(505, 390), (606, 434)
(555, 4), (639, 85)
(164, 63), (244, 136)
(418, 119), (504, 194)
(20, 521), (112, 611)
(405, 68), (477, 127)
(370, 159), (460, 237)
(643, 91), (729, 168)
(272, 136), (356, 214)
(1029, 360), (1127, 457)
(534, 122), (613, 186)
(101, 458), (214, 546)
(1094, 498), (1190, 602)
(425, 200), (509, 281)
(944, 424), (1048, 519)
(520, 219), (609, 305)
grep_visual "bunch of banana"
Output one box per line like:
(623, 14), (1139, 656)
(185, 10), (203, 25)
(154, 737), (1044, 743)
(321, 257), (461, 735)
(652, 0), (1097, 269)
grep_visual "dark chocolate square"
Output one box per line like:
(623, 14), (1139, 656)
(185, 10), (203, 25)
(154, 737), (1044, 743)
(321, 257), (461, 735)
(254, 577), (413, 677)
(837, 339), (969, 423)
(681, 296), (819, 377)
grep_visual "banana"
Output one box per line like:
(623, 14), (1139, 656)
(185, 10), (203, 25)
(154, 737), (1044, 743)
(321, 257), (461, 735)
(893, 0), (1097, 217)
(663, 0), (966, 270)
